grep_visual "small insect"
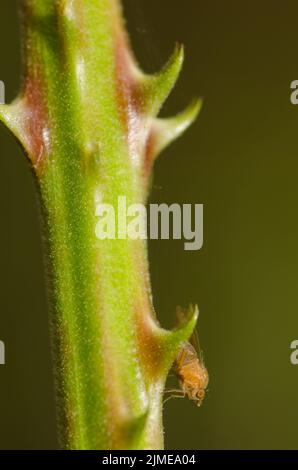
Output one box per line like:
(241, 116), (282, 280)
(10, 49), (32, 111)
(164, 307), (209, 407)
(173, 340), (209, 406)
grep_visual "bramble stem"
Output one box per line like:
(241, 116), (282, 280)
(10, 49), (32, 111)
(0, 0), (199, 449)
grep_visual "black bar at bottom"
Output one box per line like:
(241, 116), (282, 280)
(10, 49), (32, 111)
(0, 450), (297, 467)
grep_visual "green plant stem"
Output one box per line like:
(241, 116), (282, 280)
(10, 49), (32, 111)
(0, 0), (200, 449)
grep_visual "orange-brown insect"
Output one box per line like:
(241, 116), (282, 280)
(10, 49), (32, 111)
(172, 340), (209, 406)
(164, 307), (209, 406)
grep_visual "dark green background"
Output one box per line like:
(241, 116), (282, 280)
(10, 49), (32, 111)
(1, 0), (298, 449)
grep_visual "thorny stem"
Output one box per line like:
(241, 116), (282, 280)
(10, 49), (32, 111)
(0, 0), (201, 449)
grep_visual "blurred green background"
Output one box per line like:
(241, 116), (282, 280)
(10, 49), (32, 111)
(1, 0), (298, 449)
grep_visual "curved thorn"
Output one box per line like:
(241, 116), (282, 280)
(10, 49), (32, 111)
(150, 98), (202, 160)
(124, 406), (150, 445)
(0, 100), (27, 149)
(0, 103), (14, 131)
(140, 43), (184, 118)
(158, 304), (199, 372)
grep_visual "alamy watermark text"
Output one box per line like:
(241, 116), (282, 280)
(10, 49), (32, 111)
(95, 196), (203, 251)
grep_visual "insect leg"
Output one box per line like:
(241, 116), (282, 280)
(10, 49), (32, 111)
(163, 388), (184, 394)
(163, 393), (185, 405)
(163, 388), (185, 404)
